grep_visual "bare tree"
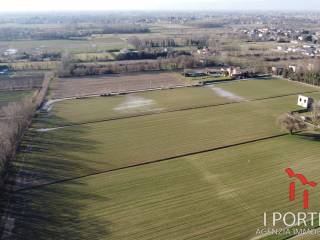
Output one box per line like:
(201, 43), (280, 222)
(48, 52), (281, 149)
(0, 99), (35, 181)
(277, 113), (307, 134)
(58, 52), (75, 77)
(311, 100), (320, 126)
(0, 72), (53, 185)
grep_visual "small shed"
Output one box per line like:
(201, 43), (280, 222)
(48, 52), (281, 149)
(297, 95), (313, 109)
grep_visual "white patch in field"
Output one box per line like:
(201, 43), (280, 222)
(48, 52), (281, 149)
(36, 127), (64, 132)
(208, 86), (245, 101)
(42, 98), (71, 112)
(114, 95), (162, 112)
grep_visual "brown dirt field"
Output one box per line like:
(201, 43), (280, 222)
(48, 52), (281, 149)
(51, 72), (189, 99)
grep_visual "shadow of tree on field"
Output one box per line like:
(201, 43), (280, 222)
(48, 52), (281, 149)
(33, 111), (71, 128)
(6, 113), (113, 191)
(4, 180), (110, 240)
(292, 108), (309, 114)
(1, 114), (112, 240)
(296, 132), (320, 141)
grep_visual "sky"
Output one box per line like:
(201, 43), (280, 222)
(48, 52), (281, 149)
(0, 0), (320, 12)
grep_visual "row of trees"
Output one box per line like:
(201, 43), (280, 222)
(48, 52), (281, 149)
(128, 37), (178, 49)
(282, 68), (320, 86)
(0, 73), (52, 186)
(102, 25), (150, 34)
(115, 50), (191, 61)
(275, 61), (320, 87)
(128, 36), (213, 50)
(59, 55), (204, 77)
(116, 51), (168, 61)
(59, 51), (267, 78)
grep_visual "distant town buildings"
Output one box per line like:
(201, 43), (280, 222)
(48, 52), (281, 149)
(242, 27), (320, 58)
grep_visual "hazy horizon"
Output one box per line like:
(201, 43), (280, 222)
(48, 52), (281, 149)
(1, 0), (320, 12)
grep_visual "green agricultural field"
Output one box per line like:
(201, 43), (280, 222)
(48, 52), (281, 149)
(217, 78), (318, 99)
(0, 90), (34, 107)
(40, 86), (236, 127)
(40, 78), (318, 127)
(73, 52), (115, 62)
(8, 78), (320, 240)
(11, 134), (320, 240)
(19, 93), (320, 182)
(0, 37), (129, 54)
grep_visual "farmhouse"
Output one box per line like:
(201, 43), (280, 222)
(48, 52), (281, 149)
(297, 95), (313, 109)
(228, 67), (241, 77)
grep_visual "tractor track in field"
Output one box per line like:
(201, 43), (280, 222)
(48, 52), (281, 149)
(36, 90), (319, 130)
(13, 132), (289, 193)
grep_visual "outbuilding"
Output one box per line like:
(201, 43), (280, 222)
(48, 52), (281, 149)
(297, 95), (314, 109)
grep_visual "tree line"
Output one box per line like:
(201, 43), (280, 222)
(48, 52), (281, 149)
(115, 50), (191, 61)
(128, 37), (178, 49)
(102, 25), (150, 34)
(128, 36), (212, 50)
(58, 55), (209, 77)
(0, 73), (52, 187)
(282, 68), (320, 86)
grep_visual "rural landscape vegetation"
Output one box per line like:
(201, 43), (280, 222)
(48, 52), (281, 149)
(1, 4), (320, 240)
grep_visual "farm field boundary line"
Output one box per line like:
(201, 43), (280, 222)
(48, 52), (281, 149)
(41, 90), (319, 129)
(51, 84), (191, 101)
(14, 133), (288, 193)
(48, 75), (302, 101)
